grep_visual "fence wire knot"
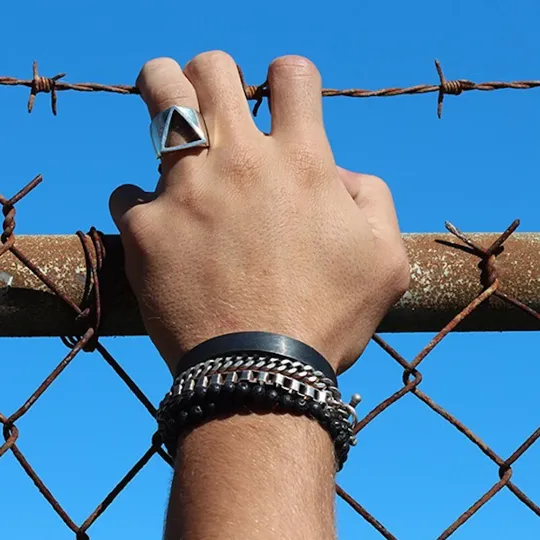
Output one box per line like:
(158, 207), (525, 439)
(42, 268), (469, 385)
(237, 65), (269, 117)
(28, 61), (66, 115)
(0, 200), (16, 256)
(0, 175), (43, 256)
(61, 228), (105, 353)
(445, 218), (521, 292)
(484, 254), (498, 288)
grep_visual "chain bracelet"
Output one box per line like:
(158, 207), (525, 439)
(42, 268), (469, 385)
(168, 355), (360, 435)
(173, 355), (340, 398)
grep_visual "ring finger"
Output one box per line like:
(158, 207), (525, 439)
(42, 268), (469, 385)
(136, 57), (206, 184)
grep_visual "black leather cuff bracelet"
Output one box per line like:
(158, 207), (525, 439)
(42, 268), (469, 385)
(175, 331), (337, 387)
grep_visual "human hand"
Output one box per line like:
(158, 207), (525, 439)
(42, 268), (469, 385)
(109, 53), (409, 376)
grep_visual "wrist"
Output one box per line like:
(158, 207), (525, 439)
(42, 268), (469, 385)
(166, 413), (337, 540)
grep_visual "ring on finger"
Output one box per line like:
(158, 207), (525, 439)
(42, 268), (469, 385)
(150, 105), (209, 159)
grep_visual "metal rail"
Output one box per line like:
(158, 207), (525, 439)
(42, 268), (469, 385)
(1, 232), (539, 337)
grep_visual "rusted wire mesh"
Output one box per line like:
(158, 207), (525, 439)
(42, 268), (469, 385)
(1, 60), (539, 539)
(2, 179), (539, 539)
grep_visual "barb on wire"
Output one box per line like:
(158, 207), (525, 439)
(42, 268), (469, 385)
(1, 59), (539, 117)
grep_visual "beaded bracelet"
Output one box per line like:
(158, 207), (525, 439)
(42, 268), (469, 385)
(158, 352), (361, 470)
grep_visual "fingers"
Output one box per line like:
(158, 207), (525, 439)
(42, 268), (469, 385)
(183, 51), (259, 143)
(137, 58), (205, 178)
(267, 56), (325, 140)
(137, 58), (199, 118)
(337, 167), (402, 243)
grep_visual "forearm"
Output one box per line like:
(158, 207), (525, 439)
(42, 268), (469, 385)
(164, 413), (337, 540)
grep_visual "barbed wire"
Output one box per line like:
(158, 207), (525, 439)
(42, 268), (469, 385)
(1, 60), (539, 117)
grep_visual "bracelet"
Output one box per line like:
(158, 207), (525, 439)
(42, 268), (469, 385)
(158, 375), (357, 470)
(158, 333), (361, 471)
(175, 332), (338, 387)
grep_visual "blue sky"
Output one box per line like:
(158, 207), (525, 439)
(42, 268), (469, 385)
(1, 0), (539, 539)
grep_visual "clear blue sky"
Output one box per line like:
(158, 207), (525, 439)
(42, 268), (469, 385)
(1, 1), (539, 539)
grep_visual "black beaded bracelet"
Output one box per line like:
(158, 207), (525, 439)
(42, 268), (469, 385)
(158, 378), (354, 470)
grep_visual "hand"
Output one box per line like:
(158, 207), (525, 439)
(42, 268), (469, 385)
(109, 52), (409, 376)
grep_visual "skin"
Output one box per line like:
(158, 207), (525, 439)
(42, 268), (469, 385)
(109, 52), (410, 540)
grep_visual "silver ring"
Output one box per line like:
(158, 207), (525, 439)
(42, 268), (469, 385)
(150, 105), (209, 159)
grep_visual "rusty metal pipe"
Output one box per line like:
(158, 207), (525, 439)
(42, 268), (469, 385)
(0, 233), (539, 337)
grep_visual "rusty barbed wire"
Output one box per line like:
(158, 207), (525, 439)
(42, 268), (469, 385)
(1, 173), (538, 538)
(1, 60), (540, 118)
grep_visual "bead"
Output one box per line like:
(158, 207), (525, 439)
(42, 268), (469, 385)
(206, 402), (217, 417)
(320, 409), (332, 428)
(294, 398), (308, 414)
(337, 445), (350, 466)
(194, 385), (207, 401)
(236, 381), (251, 395)
(335, 430), (349, 445)
(234, 382), (251, 405)
(330, 419), (343, 438)
(223, 381), (236, 394)
(207, 383), (221, 396)
(308, 401), (322, 419)
(189, 405), (204, 421)
(251, 385), (266, 402)
(266, 388), (279, 404)
(177, 410), (189, 426)
(336, 443), (348, 457)
(279, 393), (294, 410)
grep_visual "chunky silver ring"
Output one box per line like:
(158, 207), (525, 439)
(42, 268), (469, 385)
(150, 105), (209, 159)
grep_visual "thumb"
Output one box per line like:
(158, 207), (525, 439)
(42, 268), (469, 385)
(109, 184), (155, 233)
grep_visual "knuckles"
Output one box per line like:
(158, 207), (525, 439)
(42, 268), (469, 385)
(282, 141), (329, 179)
(215, 143), (268, 180)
